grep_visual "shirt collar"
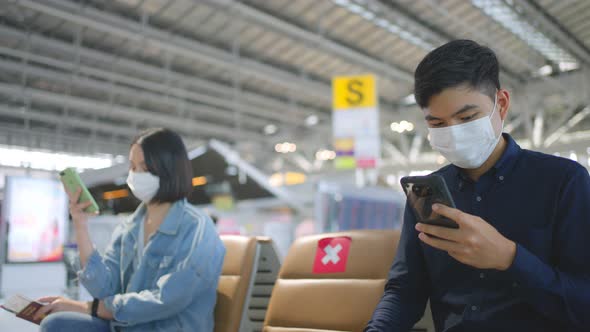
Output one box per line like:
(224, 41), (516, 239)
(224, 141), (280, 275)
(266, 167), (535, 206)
(492, 133), (521, 178)
(450, 133), (522, 185)
(157, 199), (186, 235)
(126, 199), (186, 236)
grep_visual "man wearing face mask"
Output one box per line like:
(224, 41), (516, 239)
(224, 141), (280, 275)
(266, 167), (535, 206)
(36, 128), (225, 332)
(365, 40), (590, 331)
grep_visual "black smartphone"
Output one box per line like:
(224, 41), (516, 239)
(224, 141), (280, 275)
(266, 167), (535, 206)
(400, 175), (459, 228)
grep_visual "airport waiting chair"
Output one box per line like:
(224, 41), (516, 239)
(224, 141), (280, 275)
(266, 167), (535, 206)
(262, 230), (401, 332)
(215, 236), (257, 332)
(215, 236), (281, 332)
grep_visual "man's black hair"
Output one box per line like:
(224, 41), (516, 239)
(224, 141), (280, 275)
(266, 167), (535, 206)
(414, 39), (500, 108)
(132, 128), (193, 204)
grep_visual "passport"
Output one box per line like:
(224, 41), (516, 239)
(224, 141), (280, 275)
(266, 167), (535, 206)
(1, 294), (46, 325)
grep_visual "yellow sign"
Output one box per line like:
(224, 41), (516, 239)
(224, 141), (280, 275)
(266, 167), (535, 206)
(332, 75), (377, 110)
(334, 138), (354, 151)
(269, 172), (306, 187)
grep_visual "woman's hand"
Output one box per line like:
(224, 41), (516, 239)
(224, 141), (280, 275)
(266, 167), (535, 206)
(33, 296), (89, 321)
(62, 187), (99, 268)
(64, 187), (95, 226)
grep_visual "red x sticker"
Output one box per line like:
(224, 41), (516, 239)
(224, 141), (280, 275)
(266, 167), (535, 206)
(313, 236), (352, 274)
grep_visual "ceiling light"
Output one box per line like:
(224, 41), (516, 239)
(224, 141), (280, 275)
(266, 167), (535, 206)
(403, 94), (416, 105)
(390, 121), (415, 133)
(275, 142), (297, 154)
(315, 149), (337, 161)
(305, 114), (319, 127)
(264, 124), (278, 135)
(537, 65), (553, 76)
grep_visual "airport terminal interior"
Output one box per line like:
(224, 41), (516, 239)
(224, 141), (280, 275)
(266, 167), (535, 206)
(0, 0), (589, 331)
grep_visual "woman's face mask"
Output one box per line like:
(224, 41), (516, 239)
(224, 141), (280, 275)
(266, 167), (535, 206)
(126, 171), (160, 203)
(127, 144), (159, 202)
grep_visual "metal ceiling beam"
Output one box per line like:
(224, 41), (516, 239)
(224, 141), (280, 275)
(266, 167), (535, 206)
(523, 66), (590, 101)
(0, 54), (272, 130)
(518, 0), (590, 65)
(0, 37), (403, 135)
(544, 106), (590, 147)
(207, 0), (414, 83)
(17, 0), (331, 103)
(532, 109), (545, 147)
(559, 129), (590, 146)
(545, 105), (581, 137)
(0, 103), (132, 137)
(382, 140), (409, 165)
(0, 26), (330, 125)
(287, 153), (314, 173)
(0, 124), (130, 155)
(408, 134), (424, 163)
(407, 0), (570, 88)
(13, 0), (406, 121)
(504, 113), (526, 134)
(372, 0), (523, 88)
(0, 83), (265, 143)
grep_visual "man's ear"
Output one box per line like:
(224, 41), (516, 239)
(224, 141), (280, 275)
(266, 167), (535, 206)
(498, 89), (510, 120)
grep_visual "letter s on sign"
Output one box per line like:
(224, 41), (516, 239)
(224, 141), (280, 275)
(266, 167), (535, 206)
(346, 79), (364, 106)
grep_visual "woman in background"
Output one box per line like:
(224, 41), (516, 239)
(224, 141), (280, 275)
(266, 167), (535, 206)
(36, 128), (225, 332)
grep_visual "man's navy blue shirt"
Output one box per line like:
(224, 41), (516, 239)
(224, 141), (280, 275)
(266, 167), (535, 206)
(366, 134), (590, 332)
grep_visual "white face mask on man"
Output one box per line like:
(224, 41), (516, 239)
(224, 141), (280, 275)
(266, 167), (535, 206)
(126, 171), (160, 203)
(427, 94), (503, 169)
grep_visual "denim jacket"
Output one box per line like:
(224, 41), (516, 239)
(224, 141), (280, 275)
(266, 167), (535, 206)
(78, 199), (225, 331)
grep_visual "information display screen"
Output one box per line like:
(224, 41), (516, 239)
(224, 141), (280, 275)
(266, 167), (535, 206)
(2, 176), (68, 263)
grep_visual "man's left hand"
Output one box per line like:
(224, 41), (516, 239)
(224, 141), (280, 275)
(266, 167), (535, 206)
(415, 204), (516, 270)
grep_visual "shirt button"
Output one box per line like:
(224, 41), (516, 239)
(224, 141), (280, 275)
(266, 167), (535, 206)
(480, 272), (485, 279)
(471, 305), (478, 311)
(476, 196), (482, 202)
(499, 175), (504, 181)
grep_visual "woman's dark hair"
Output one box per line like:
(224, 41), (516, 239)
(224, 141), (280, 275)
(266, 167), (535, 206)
(132, 128), (193, 204)
(414, 39), (500, 109)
